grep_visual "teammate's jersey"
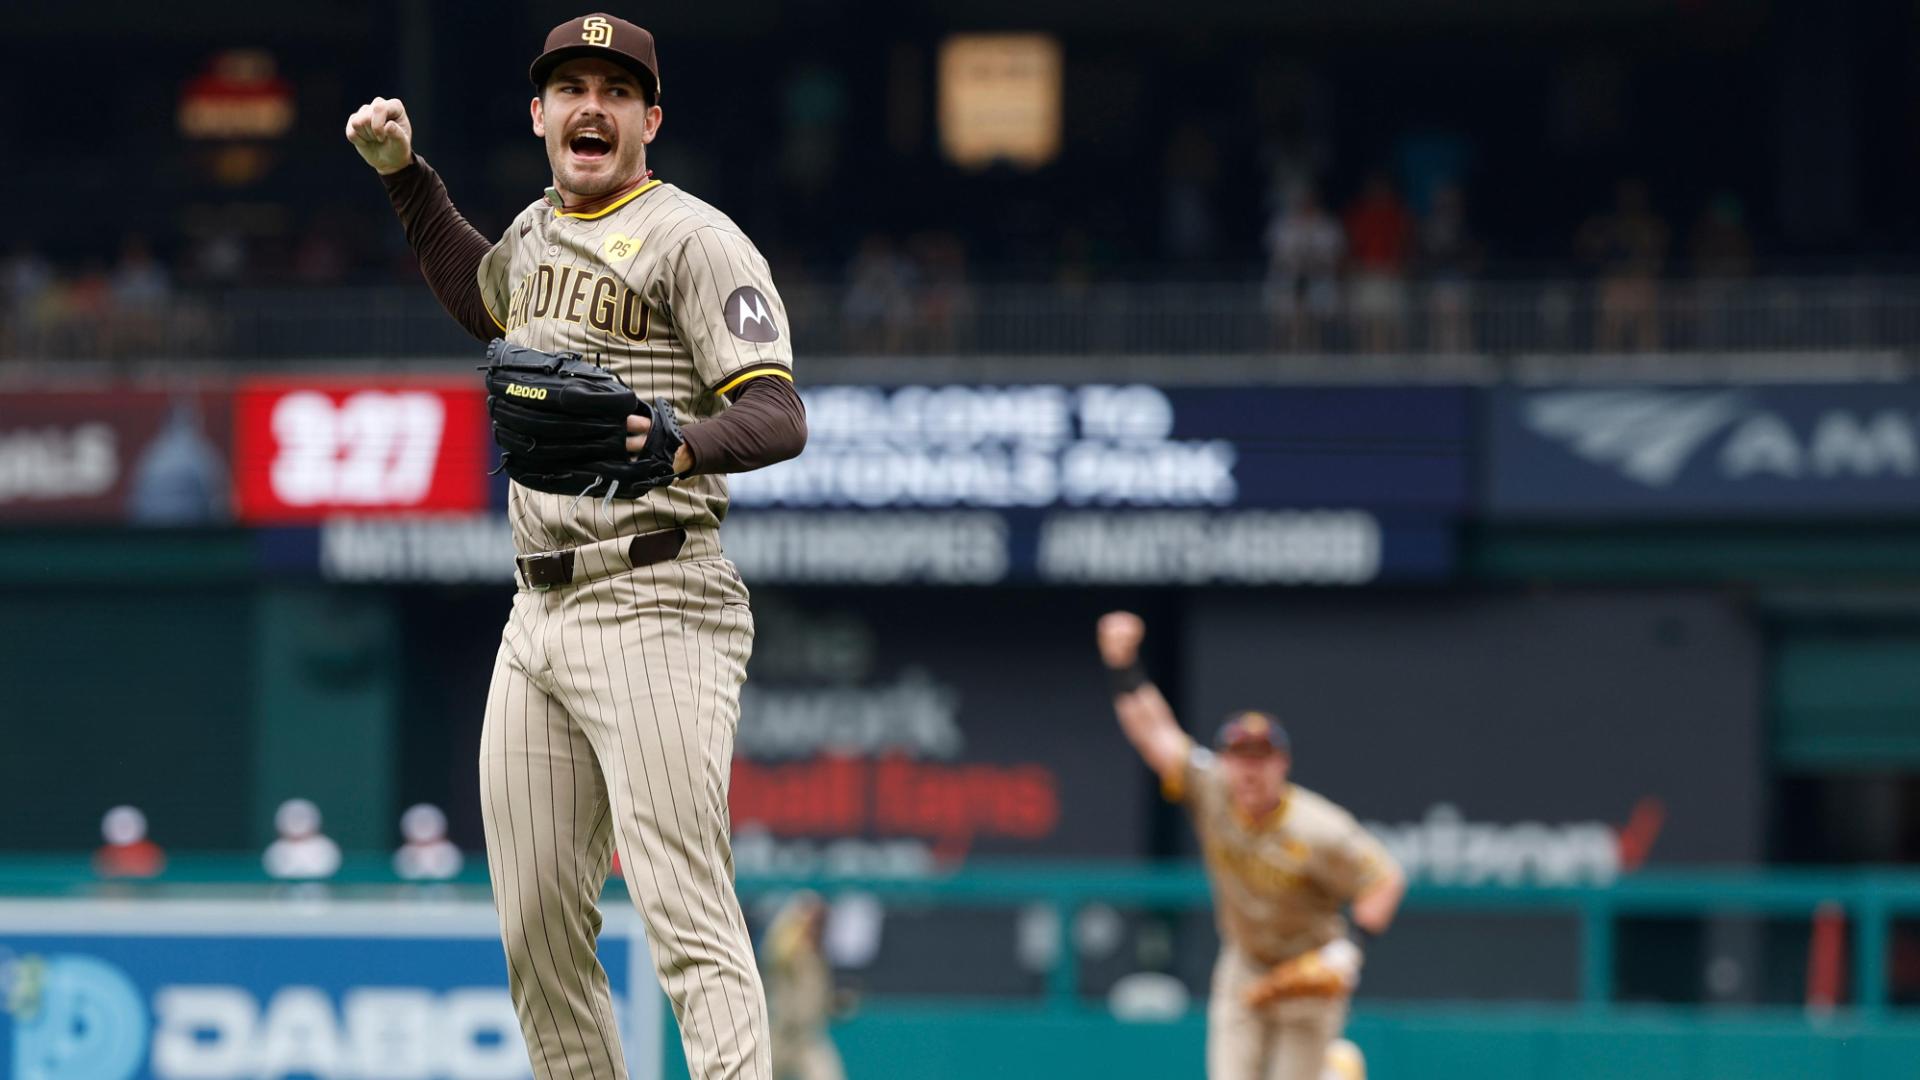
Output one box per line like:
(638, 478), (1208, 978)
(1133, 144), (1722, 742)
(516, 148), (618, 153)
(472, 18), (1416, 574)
(767, 937), (833, 1044)
(476, 179), (793, 556)
(1164, 744), (1396, 966)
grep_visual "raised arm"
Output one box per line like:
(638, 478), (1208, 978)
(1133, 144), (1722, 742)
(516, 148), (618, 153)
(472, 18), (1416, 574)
(346, 96), (501, 342)
(1350, 861), (1406, 936)
(1331, 814), (1407, 938)
(1096, 611), (1190, 781)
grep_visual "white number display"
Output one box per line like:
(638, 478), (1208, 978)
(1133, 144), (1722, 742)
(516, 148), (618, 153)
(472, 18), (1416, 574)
(269, 391), (447, 507)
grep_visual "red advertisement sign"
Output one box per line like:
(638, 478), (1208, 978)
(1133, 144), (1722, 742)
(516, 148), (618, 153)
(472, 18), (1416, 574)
(234, 380), (490, 523)
(0, 389), (232, 524)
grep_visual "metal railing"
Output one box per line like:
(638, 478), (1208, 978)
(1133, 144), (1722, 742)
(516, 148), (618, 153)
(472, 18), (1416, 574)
(4, 856), (1917, 1017)
(5, 277), (1920, 364)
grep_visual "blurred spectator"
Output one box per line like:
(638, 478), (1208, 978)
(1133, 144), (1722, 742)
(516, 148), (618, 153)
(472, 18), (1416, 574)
(110, 236), (171, 355)
(59, 262), (110, 316)
(1163, 124), (1221, 263)
(1691, 192), (1754, 279)
(1418, 183), (1482, 353)
(94, 805), (166, 879)
(1263, 183), (1344, 351)
(129, 396), (229, 525)
(1054, 229), (1098, 293)
(1690, 192), (1755, 347)
(841, 235), (916, 354)
(910, 231), (975, 354)
(110, 236), (170, 310)
(3, 245), (54, 312)
(393, 802), (463, 882)
(1393, 132), (1473, 222)
(293, 219), (351, 285)
(263, 797), (342, 881)
(1, 245), (56, 356)
(190, 227), (248, 285)
(1577, 178), (1669, 351)
(781, 64), (849, 197)
(1343, 171), (1414, 352)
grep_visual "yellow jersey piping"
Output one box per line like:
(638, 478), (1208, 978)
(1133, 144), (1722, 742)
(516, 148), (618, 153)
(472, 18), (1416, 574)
(714, 366), (794, 396)
(555, 179), (663, 220)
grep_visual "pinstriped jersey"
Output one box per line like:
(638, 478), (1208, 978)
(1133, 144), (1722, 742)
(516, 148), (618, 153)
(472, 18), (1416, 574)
(476, 180), (794, 556)
(1165, 748), (1396, 965)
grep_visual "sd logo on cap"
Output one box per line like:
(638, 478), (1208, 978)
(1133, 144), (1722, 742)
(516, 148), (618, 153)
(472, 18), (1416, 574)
(530, 12), (661, 104)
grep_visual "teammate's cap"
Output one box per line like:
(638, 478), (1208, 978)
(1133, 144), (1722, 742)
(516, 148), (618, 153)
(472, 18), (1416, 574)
(530, 13), (661, 104)
(1214, 710), (1289, 756)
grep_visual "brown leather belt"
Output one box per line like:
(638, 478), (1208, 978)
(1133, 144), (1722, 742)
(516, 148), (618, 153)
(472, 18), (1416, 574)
(516, 527), (687, 590)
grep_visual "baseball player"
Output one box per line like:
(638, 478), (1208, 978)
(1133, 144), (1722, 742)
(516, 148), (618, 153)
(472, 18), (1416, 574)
(347, 13), (805, 1079)
(1096, 611), (1406, 1080)
(763, 891), (847, 1080)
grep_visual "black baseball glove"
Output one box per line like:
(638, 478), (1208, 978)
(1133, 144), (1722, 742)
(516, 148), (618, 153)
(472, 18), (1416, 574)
(482, 339), (684, 499)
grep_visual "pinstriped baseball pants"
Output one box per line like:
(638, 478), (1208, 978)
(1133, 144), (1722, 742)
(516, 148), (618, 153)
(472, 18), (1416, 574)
(480, 550), (770, 1080)
(1208, 946), (1348, 1080)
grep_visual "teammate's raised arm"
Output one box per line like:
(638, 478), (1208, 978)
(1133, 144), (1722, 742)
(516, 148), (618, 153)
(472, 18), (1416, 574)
(1351, 861), (1407, 936)
(1097, 611), (1190, 780)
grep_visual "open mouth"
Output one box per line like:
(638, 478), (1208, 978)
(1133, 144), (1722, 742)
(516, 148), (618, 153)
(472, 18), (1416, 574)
(568, 133), (613, 159)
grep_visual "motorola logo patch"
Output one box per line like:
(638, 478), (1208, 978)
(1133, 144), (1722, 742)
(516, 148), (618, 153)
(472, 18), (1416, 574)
(723, 286), (780, 343)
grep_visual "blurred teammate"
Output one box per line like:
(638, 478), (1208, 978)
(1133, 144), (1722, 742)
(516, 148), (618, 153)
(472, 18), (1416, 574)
(1096, 611), (1406, 1080)
(393, 802), (463, 881)
(263, 798), (342, 881)
(764, 892), (847, 1080)
(93, 805), (165, 878)
(347, 12), (803, 1079)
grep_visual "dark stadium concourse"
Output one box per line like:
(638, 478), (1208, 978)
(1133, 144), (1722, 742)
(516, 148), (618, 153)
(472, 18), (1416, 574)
(6, 0), (1920, 285)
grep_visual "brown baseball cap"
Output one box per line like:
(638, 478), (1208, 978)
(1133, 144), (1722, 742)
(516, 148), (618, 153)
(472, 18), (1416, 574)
(1214, 711), (1290, 757)
(529, 13), (661, 103)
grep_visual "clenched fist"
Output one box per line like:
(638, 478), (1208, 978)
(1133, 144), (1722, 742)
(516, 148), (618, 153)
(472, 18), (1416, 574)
(344, 96), (414, 175)
(1096, 611), (1146, 670)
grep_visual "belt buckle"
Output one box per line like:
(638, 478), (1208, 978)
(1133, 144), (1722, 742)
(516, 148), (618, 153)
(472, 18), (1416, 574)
(518, 549), (572, 591)
(519, 555), (551, 591)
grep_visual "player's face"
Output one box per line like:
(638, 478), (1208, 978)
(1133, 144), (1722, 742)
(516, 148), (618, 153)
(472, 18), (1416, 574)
(532, 59), (661, 199)
(1221, 748), (1289, 810)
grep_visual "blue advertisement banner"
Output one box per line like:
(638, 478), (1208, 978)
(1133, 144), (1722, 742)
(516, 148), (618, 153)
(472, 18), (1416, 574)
(723, 508), (1455, 586)
(0, 900), (651, 1080)
(731, 384), (1471, 514)
(256, 385), (1466, 586)
(270, 384), (1454, 586)
(266, 509), (1455, 587)
(1488, 385), (1920, 518)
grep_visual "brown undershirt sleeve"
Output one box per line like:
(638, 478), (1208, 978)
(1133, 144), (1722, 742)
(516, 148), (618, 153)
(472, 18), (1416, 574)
(678, 375), (807, 476)
(380, 155), (500, 343)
